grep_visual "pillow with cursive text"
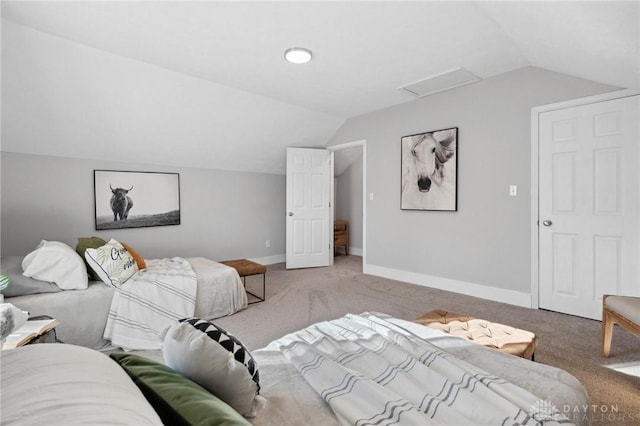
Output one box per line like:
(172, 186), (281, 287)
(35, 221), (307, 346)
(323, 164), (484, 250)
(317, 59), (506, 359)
(85, 239), (139, 286)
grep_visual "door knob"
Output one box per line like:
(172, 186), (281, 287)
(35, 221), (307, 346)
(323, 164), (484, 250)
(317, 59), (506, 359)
(542, 220), (552, 226)
(288, 212), (294, 216)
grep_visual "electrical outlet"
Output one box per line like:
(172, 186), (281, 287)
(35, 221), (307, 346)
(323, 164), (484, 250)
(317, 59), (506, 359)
(265, 240), (271, 248)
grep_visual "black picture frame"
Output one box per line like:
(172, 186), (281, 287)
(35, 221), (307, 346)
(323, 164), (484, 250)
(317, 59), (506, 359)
(401, 127), (458, 211)
(94, 170), (181, 230)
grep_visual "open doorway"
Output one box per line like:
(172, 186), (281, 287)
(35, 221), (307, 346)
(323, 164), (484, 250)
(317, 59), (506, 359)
(328, 140), (366, 269)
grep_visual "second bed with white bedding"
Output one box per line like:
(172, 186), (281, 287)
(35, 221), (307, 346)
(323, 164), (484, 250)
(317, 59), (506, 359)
(7, 257), (247, 350)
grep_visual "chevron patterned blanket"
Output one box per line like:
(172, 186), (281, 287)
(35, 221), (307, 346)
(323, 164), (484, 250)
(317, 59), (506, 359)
(271, 312), (573, 426)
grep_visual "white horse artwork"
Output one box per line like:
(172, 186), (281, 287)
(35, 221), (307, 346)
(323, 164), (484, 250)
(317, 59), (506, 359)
(401, 127), (457, 210)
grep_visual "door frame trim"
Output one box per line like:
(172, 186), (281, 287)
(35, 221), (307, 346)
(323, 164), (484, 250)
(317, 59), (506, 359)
(327, 139), (367, 266)
(529, 89), (639, 309)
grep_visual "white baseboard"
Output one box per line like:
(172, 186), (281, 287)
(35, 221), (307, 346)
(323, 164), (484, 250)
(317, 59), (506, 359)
(348, 246), (363, 256)
(363, 263), (532, 308)
(251, 250), (367, 265)
(246, 255), (531, 307)
(248, 254), (285, 265)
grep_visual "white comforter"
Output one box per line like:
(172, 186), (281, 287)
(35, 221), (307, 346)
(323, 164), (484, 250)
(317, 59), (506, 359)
(266, 313), (573, 426)
(104, 257), (246, 350)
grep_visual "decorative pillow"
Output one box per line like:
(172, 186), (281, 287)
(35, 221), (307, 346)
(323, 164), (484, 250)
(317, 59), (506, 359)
(121, 242), (147, 270)
(21, 241), (88, 290)
(76, 236), (108, 281)
(85, 239), (139, 287)
(161, 318), (264, 418)
(0, 256), (61, 297)
(110, 353), (251, 426)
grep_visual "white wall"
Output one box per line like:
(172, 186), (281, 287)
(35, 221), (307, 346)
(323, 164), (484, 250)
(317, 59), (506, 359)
(1, 152), (285, 262)
(0, 19), (290, 262)
(0, 19), (342, 175)
(0, 14), (3, 256)
(335, 150), (363, 254)
(0, 15), (620, 299)
(328, 67), (616, 305)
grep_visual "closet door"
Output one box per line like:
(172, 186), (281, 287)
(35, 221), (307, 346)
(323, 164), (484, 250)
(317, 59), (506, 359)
(538, 95), (639, 320)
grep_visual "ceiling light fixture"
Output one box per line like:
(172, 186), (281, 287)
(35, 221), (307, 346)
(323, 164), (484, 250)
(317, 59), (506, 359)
(284, 47), (312, 64)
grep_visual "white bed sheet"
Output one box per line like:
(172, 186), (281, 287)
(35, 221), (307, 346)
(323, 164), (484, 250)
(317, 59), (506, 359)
(189, 257), (248, 319)
(104, 257), (199, 350)
(251, 314), (589, 426)
(105, 257), (248, 350)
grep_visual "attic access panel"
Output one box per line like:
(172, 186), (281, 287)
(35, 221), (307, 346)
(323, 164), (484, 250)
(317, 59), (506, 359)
(94, 170), (181, 230)
(400, 68), (480, 97)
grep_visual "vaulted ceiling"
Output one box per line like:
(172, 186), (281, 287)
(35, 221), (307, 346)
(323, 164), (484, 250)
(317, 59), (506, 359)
(2, 1), (638, 174)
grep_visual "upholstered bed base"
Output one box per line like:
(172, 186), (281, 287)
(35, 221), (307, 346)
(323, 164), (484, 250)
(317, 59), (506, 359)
(7, 280), (115, 350)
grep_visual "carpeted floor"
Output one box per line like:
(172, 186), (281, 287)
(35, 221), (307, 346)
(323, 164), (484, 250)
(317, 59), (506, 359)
(210, 255), (640, 425)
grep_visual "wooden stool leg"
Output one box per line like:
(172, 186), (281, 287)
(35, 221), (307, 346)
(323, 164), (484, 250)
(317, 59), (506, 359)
(602, 309), (614, 357)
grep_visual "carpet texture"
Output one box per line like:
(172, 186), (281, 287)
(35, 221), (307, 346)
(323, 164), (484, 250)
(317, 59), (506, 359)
(211, 255), (640, 425)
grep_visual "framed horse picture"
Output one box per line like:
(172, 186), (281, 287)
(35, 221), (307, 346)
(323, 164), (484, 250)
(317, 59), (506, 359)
(94, 170), (181, 230)
(401, 127), (458, 211)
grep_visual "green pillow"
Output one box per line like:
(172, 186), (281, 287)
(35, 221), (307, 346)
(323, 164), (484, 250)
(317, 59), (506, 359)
(76, 237), (107, 281)
(109, 353), (251, 426)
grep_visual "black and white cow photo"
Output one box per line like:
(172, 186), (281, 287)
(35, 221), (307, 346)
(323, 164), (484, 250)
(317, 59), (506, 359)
(94, 170), (181, 230)
(401, 127), (457, 211)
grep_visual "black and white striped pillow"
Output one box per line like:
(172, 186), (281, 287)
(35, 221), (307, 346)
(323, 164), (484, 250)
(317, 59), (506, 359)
(162, 317), (264, 418)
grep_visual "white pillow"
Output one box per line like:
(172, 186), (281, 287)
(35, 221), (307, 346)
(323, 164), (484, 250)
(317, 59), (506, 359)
(161, 318), (264, 418)
(22, 241), (88, 290)
(84, 239), (138, 287)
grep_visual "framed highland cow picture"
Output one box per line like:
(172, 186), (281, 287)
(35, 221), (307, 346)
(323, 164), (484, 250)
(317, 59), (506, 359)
(94, 170), (181, 230)
(401, 127), (458, 211)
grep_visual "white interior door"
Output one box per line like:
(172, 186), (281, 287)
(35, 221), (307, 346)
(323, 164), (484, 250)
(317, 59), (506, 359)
(539, 95), (640, 320)
(286, 147), (333, 269)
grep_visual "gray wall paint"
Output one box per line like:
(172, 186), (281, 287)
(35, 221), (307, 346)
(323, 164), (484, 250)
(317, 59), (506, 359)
(1, 20), (342, 175)
(335, 150), (363, 251)
(328, 67), (616, 294)
(1, 152), (285, 260)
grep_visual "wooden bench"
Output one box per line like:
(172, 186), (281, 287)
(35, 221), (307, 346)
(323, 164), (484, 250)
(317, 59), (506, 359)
(413, 309), (538, 360)
(220, 259), (266, 304)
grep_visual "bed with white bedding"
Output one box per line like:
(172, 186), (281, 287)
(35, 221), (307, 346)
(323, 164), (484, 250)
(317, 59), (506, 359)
(7, 256), (247, 350)
(251, 313), (589, 426)
(0, 313), (590, 426)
